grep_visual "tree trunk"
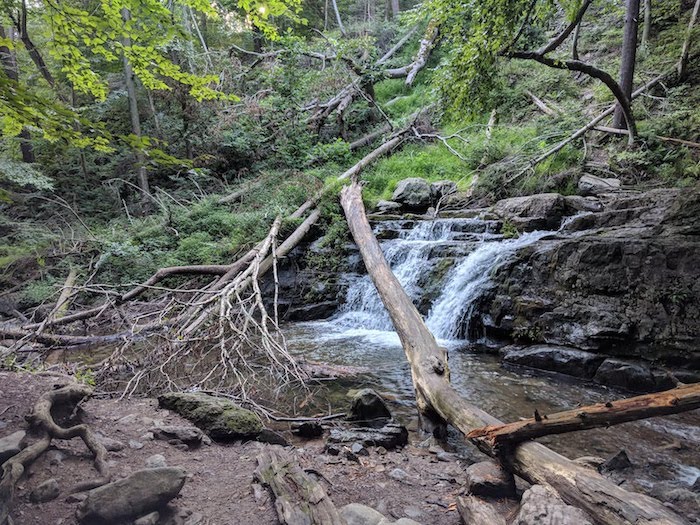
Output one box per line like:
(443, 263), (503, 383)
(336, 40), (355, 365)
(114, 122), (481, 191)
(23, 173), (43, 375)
(0, 26), (35, 163)
(331, 0), (347, 37)
(339, 180), (685, 525)
(467, 383), (700, 452)
(121, 8), (150, 201)
(613, 0), (641, 129)
(641, 0), (652, 46)
(678, 0), (700, 80)
(254, 446), (344, 525)
(390, 0), (400, 18)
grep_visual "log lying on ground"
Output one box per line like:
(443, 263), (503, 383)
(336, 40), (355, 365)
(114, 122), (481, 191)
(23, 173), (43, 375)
(0, 384), (110, 525)
(254, 445), (344, 525)
(468, 382), (700, 452)
(339, 180), (684, 525)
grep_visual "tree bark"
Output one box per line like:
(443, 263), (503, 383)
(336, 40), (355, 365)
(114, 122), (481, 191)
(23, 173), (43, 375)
(331, 0), (347, 37)
(678, 0), (700, 80)
(613, 0), (641, 129)
(390, 0), (400, 19)
(641, 0), (652, 47)
(254, 446), (344, 525)
(121, 8), (150, 201)
(467, 383), (700, 452)
(339, 180), (684, 525)
(0, 26), (35, 163)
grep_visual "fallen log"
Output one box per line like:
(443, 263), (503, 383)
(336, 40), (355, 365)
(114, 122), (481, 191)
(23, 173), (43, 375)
(254, 445), (344, 525)
(456, 496), (507, 525)
(467, 382), (700, 452)
(339, 180), (684, 525)
(0, 384), (110, 525)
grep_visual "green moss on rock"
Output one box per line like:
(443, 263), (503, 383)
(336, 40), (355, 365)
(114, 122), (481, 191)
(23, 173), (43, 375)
(158, 392), (263, 440)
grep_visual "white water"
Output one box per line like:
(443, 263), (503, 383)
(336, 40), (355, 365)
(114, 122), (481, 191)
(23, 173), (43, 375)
(332, 217), (548, 343)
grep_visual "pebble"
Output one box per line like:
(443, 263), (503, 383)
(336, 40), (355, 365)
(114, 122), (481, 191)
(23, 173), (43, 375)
(389, 468), (410, 482)
(128, 440), (144, 450)
(351, 443), (369, 456)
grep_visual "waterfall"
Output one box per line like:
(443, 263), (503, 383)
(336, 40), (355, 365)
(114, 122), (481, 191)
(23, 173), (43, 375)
(425, 230), (550, 339)
(334, 217), (547, 342)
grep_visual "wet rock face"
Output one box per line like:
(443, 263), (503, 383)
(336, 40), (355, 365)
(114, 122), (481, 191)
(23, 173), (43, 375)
(481, 188), (700, 370)
(76, 467), (187, 524)
(158, 392), (263, 440)
(501, 345), (606, 379)
(349, 388), (392, 426)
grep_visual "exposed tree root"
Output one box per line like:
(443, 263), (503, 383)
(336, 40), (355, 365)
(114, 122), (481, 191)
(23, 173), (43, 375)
(0, 384), (109, 525)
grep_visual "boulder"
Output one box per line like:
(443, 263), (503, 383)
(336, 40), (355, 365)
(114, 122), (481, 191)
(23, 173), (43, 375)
(392, 178), (433, 211)
(465, 461), (515, 498)
(501, 345), (606, 378)
(491, 193), (567, 231)
(96, 434), (125, 452)
(375, 200), (402, 214)
(515, 485), (593, 524)
(593, 359), (677, 393)
(30, 478), (60, 503)
(578, 174), (621, 196)
(0, 430), (25, 463)
(76, 467), (187, 524)
(430, 180), (457, 200)
(328, 423), (408, 449)
(158, 392), (262, 440)
(349, 388), (392, 425)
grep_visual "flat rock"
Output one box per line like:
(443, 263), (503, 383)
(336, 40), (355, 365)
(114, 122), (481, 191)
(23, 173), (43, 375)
(30, 478), (60, 503)
(339, 503), (422, 525)
(515, 485), (593, 525)
(158, 392), (262, 440)
(96, 434), (125, 452)
(0, 430), (26, 463)
(328, 423), (408, 449)
(491, 193), (566, 231)
(375, 200), (402, 214)
(465, 461), (515, 498)
(501, 345), (605, 378)
(578, 174), (621, 196)
(152, 425), (204, 447)
(593, 359), (677, 393)
(76, 467), (187, 524)
(349, 388), (392, 426)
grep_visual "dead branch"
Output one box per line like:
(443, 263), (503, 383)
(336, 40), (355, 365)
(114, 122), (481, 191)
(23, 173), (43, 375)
(254, 445), (344, 525)
(339, 180), (684, 525)
(0, 384), (110, 525)
(526, 90), (559, 116)
(467, 383), (700, 452)
(507, 65), (683, 184)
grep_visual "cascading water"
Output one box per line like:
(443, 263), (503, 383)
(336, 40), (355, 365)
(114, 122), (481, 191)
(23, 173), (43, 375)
(333, 216), (547, 343)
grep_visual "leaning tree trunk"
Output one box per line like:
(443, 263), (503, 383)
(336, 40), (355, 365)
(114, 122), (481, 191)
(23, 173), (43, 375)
(641, 0), (652, 46)
(339, 180), (685, 525)
(678, 0), (700, 80)
(331, 0), (347, 37)
(121, 8), (150, 202)
(613, 0), (641, 129)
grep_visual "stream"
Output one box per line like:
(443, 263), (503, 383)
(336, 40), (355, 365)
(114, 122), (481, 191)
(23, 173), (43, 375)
(286, 216), (700, 493)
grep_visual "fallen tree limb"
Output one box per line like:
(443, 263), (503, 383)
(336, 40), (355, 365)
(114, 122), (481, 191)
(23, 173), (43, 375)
(595, 126), (700, 148)
(254, 445), (344, 525)
(339, 180), (684, 525)
(467, 382), (700, 452)
(0, 384), (110, 525)
(506, 64), (685, 184)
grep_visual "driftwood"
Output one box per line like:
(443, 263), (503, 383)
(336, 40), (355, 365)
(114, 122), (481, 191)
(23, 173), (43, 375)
(0, 384), (110, 525)
(456, 496), (507, 525)
(254, 445), (344, 525)
(468, 382), (700, 452)
(339, 180), (684, 525)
